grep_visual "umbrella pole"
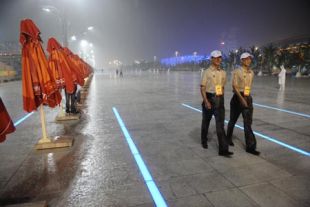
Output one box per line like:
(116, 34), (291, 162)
(59, 89), (66, 116)
(38, 104), (52, 144)
(35, 104), (73, 150)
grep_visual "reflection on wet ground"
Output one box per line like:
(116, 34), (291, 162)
(0, 71), (309, 206)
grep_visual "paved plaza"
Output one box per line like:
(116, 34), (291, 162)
(0, 71), (309, 207)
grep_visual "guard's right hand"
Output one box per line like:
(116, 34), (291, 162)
(241, 98), (248, 108)
(205, 101), (211, 109)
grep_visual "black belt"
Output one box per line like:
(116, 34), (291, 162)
(234, 92), (251, 97)
(206, 92), (216, 96)
(206, 92), (223, 97)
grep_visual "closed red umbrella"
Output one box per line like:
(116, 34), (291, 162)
(63, 47), (85, 86)
(20, 19), (74, 148)
(20, 19), (61, 112)
(47, 38), (77, 93)
(0, 98), (16, 143)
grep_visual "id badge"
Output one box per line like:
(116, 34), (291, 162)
(244, 86), (251, 96)
(215, 85), (223, 96)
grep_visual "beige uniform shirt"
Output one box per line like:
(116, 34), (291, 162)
(232, 67), (254, 92)
(201, 65), (227, 93)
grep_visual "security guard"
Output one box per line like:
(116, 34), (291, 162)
(200, 50), (232, 157)
(227, 52), (260, 155)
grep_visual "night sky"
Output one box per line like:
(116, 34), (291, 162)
(0, 0), (309, 67)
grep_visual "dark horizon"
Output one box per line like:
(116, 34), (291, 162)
(0, 0), (309, 67)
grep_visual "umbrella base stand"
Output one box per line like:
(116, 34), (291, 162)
(76, 103), (83, 110)
(79, 90), (88, 104)
(35, 135), (73, 150)
(5, 201), (47, 207)
(55, 110), (81, 121)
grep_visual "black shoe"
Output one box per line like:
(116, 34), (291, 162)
(72, 110), (80, 114)
(246, 149), (260, 156)
(229, 142), (234, 146)
(202, 143), (208, 149)
(219, 151), (233, 157)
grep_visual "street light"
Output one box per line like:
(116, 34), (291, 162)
(42, 5), (68, 47)
(79, 40), (96, 67)
(69, 26), (95, 48)
(42, 8), (51, 12)
(175, 51), (179, 66)
(80, 39), (88, 48)
(70, 35), (77, 41)
(193, 51), (198, 64)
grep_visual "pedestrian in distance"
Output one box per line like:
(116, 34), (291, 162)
(278, 65), (286, 90)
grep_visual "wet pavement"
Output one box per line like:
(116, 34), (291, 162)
(0, 71), (310, 207)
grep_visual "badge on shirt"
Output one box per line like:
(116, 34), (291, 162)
(244, 86), (251, 96)
(215, 85), (223, 96)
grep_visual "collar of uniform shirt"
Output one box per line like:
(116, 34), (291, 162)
(242, 66), (251, 73)
(211, 64), (221, 71)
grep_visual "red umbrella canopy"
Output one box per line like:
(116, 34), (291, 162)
(47, 37), (77, 93)
(0, 98), (16, 143)
(46, 38), (65, 89)
(70, 52), (92, 78)
(63, 47), (85, 86)
(20, 19), (61, 112)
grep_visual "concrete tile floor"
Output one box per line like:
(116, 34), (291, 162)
(0, 71), (309, 206)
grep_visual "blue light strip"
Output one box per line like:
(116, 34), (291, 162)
(14, 112), (34, 127)
(112, 107), (168, 207)
(160, 55), (210, 66)
(181, 103), (310, 157)
(253, 103), (310, 118)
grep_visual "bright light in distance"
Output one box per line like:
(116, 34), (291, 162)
(89, 43), (93, 47)
(71, 35), (77, 41)
(221, 42), (225, 45)
(42, 8), (51, 12)
(255, 46), (259, 50)
(90, 50), (94, 54)
(80, 39), (88, 47)
(87, 26), (94, 31)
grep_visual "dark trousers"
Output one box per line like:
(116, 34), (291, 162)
(227, 93), (257, 150)
(65, 85), (77, 114)
(201, 93), (228, 152)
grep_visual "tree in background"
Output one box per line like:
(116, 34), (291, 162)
(262, 44), (277, 74)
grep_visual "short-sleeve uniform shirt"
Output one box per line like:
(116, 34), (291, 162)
(201, 65), (227, 93)
(232, 67), (254, 92)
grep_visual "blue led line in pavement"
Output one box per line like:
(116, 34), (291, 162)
(253, 103), (310, 118)
(181, 103), (310, 157)
(112, 107), (168, 207)
(14, 112), (34, 127)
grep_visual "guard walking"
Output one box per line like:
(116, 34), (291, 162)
(200, 50), (232, 157)
(227, 52), (260, 155)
